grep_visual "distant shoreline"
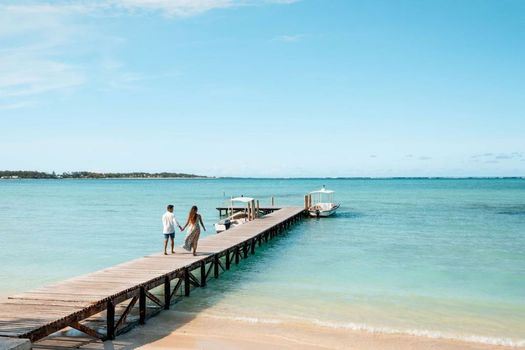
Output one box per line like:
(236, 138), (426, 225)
(0, 176), (523, 180)
(0, 177), (212, 180)
(0, 171), (209, 180)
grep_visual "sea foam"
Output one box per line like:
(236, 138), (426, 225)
(311, 319), (525, 347)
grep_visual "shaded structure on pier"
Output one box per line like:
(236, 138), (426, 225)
(216, 206), (281, 217)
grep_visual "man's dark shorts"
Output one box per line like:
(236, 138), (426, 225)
(164, 232), (175, 240)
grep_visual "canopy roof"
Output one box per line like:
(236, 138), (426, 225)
(309, 188), (334, 194)
(231, 197), (254, 203)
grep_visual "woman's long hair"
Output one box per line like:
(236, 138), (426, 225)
(186, 206), (198, 225)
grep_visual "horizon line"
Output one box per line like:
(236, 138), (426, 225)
(1, 170), (523, 180)
(1, 176), (524, 180)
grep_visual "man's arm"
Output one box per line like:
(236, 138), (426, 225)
(174, 216), (183, 231)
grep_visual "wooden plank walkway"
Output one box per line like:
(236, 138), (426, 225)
(0, 207), (305, 343)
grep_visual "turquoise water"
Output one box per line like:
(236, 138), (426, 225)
(1, 179), (524, 346)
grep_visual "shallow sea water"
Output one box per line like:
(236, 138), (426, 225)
(0, 178), (524, 345)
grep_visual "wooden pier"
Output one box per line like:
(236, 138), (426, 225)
(0, 207), (305, 345)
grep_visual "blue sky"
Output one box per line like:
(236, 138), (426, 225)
(0, 0), (524, 177)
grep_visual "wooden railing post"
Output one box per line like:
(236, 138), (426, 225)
(243, 242), (248, 258)
(184, 269), (190, 296)
(164, 276), (170, 310)
(139, 287), (146, 325)
(214, 255), (219, 278)
(107, 300), (115, 340)
(201, 261), (207, 287)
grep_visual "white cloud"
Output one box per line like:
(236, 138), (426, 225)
(267, 0), (300, 4)
(0, 4), (88, 107)
(0, 101), (35, 110)
(113, 0), (235, 17)
(0, 56), (85, 98)
(0, 0), (299, 107)
(0, 0), (300, 18)
(471, 152), (523, 161)
(112, 0), (301, 17)
(273, 34), (304, 43)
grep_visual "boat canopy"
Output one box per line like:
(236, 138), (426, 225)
(309, 188), (334, 194)
(231, 197), (254, 203)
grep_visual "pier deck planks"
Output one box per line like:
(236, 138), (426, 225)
(0, 207), (304, 342)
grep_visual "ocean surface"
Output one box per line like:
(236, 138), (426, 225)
(1, 178), (524, 346)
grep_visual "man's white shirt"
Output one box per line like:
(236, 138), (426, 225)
(162, 211), (180, 234)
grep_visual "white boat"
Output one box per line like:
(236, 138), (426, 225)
(308, 187), (340, 217)
(214, 197), (254, 233)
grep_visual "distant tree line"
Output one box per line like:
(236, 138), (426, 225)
(0, 171), (207, 179)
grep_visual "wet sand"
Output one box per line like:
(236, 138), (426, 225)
(110, 311), (522, 350)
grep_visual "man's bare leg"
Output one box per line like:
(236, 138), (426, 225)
(171, 237), (175, 254)
(164, 239), (168, 255)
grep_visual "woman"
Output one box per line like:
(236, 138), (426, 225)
(181, 206), (206, 256)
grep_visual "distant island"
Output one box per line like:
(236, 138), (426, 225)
(0, 171), (208, 179)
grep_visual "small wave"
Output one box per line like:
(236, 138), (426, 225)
(335, 211), (364, 219)
(311, 319), (525, 347)
(498, 210), (525, 216)
(178, 311), (282, 325)
(179, 311), (524, 347)
(469, 203), (525, 216)
(226, 316), (283, 325)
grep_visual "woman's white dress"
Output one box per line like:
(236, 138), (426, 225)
(182, 217), (201, 251)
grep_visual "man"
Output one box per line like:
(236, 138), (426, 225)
(162, 204), (182, 255)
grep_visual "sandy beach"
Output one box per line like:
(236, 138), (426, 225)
(33, 309), (521, 350)
(59, 310), (514, 350)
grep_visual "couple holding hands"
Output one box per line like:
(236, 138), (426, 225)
(162, 204), (206, 256)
